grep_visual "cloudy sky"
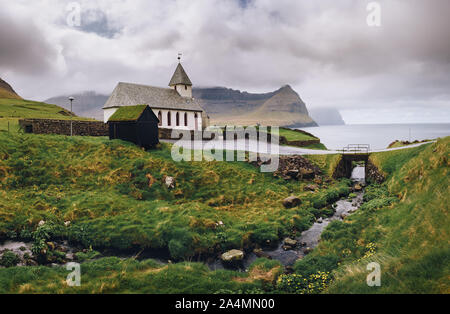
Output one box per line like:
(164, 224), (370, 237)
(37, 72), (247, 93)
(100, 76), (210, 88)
(1, 0), (449, 124)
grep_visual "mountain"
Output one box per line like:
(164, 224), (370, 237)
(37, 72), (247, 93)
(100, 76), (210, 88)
(0, 78), (22, 99)
(193, 85), (318, 127)
(309, 108), (345, 126)
(45, 91), (108, 121)
(45, 85), (319, 127)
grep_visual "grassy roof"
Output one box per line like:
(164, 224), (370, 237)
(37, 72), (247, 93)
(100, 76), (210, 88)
(108, 105), (148, 122)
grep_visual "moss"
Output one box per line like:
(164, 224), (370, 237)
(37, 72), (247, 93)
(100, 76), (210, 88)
(108, 105), (148, 122)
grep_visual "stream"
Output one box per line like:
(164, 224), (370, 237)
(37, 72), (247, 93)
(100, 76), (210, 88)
(1, 166), (366, 271)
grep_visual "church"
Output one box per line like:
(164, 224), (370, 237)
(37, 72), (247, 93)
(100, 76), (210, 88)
(103, 59), (206, 131)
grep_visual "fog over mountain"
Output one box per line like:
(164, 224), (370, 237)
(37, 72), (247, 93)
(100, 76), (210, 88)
(309, 108), (345, 126)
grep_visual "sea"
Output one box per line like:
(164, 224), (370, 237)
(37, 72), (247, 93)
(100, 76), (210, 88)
(298, 123), (450, 151)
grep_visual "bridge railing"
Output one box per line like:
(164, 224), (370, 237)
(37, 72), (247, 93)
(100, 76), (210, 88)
(339, 144), (370, 154)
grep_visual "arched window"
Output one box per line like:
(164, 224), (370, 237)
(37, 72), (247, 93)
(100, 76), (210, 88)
(158, 111), (162, 126)
(194, 113), (198, 131)
(176, 112), (180, 126)
(184, 112), (188, 127)
(167, 111), (171, 126)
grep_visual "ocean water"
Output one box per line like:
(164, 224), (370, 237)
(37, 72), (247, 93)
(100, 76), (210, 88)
(298, 123), (450, 150)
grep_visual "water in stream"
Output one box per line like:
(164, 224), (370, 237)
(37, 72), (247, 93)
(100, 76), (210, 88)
(209, 166), (366, 270)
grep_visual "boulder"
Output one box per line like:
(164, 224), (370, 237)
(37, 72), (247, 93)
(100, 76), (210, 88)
(164, 176), (176, 189)
(282, 196), (302, 208)
(354, 184), (362, 192)
(317, 217), (323, 224)
(221, 249), (244, 262)
(283, 238), (298, 247)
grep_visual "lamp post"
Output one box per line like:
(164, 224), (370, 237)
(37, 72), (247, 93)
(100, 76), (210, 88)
(69, 97), (74, 136)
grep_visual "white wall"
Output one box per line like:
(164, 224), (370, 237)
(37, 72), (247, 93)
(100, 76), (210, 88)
(103, 107), (119, 123)
(152, 109), (202, 130)
(171, 84), (192, 98)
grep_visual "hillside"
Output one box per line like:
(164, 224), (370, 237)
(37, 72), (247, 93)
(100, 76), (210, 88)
(45, 91), (108, 121)
(194, 85), (318, 127)
(0, 98), (88, 132)
(0, 78), (22, 100)
(296, 138), (449, 293)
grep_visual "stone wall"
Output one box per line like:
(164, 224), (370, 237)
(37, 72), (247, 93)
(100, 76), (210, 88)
(19, 119), (108, 137)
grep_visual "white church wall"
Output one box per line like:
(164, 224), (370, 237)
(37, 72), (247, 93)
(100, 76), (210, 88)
(152, 109), (202, 131)
(103, 107), (119, 123)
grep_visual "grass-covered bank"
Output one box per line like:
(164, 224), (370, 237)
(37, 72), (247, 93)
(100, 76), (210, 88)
(0, 132), (349, 263)
(0, 257), (284, 294)
(288, 137), (449, 294)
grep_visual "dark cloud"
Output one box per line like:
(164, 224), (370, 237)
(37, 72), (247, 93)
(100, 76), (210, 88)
(0, 10), (57, 75)
(79, 9), (122, 39)
(1, 0), (449, 123)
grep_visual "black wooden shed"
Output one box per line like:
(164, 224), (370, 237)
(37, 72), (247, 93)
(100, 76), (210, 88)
(107, 105), (160, 148)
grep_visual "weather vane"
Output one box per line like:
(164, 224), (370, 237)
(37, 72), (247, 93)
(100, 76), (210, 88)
(178, 53), (182, 63)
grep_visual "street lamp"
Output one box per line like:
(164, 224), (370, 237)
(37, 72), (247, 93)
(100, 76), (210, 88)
(69, 96), (74, 136)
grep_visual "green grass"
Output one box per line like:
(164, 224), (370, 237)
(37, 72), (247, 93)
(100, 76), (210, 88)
(109, 105), (148, 122)
(0, 257), (281, 294)
(0, 132), (349, 260)
(0, 98), (94, 131)
(304, 154), (341, 177)
(294, 137), (449, 294)
(278, 128), (317, 142)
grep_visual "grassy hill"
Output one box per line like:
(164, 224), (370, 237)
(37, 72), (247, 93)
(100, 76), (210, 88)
(0, 98), (93, 132)
(0, 130), (447, 293)
(293, 138), (449, 294)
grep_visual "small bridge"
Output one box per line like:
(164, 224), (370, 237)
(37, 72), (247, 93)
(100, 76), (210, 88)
(334, 144), (371, 179)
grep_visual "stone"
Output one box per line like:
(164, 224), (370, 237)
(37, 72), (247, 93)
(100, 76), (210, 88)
(286, 169), (299, 179)
(354, 184), (362, 191)
(253, 248), (272, 259)
(221, 249), (244, 262)
(64, 221), (71, 227)
(340, 213), (348, 220)
(282, 196), (302, 208)
(164, 176), (176, 189)
(317, 218), (323, 224)
(314, 176), (323, 185)
(300, 168), (315, 180)
(303, 247), (313, 255)
(304, 184), (318, 192)
(38, 220), (45, 227)
(283, 238), (298, 247)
